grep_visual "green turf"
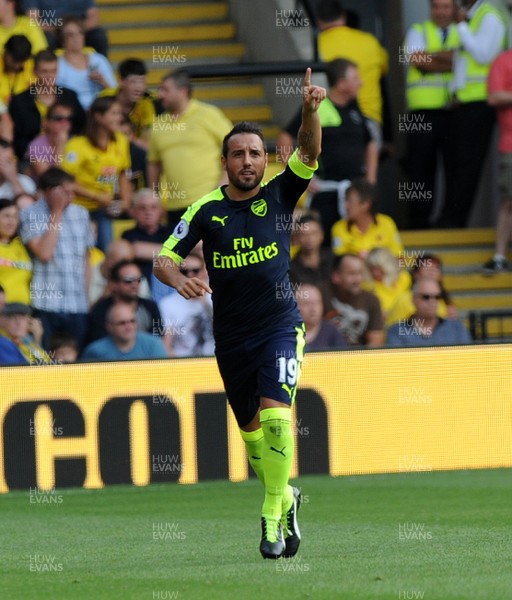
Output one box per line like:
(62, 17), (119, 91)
(2, 469), (512, 600)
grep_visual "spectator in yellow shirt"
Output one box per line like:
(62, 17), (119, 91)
(0, 0), (47, 56)
(62, 95), (131, 251)
(99, 58), (156, 151)
(0, 198), (32, 303)
(316, 0), (388, 145)
(0, 35), (34, 107)
(148, 69), (232, 230)
(331, 178), (403, 258)
(363, 247), (412, 326)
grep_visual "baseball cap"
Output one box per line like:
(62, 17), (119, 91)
(1, 302), (32, 316)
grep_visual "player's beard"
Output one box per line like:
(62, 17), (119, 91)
(230, 171), (264, 192)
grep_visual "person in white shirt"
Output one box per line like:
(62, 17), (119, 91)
(158, 249), (214, 357)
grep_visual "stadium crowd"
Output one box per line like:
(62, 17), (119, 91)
(3, 0), (508, 366)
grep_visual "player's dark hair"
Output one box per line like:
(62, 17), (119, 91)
(39, 168), (75, 191)
(86, 96), (119, 147)
(110, 259), (141, 282)
(34, 49), (58, 69)
(325, 58), (358, 88)
(332, 252), (361, 273)
(162, 69), (192, 99)
(119, 58), (147, 79)
(4, 34), (32, 62)
(347, 178), (379, 216)
(316, 0), (346, 22)
(222, 122), (267, 157)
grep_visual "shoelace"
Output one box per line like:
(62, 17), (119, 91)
(263, 518), (281, 543)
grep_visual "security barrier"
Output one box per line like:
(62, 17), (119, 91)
(1, 344), (511, 492)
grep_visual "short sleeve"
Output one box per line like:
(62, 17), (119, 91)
(62, 138), (84, 177)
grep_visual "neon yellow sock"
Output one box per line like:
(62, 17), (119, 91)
(240, 427), (265, 484)
(260, 407), (293, 520)
(282, 484), (294, 512)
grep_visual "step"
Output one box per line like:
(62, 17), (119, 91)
(109, 23), (236, 45)
(452, 292), (512, 312)
(109, 43), (245, 65)
(145, 63), (245, 85)
(399, 248), (494, 269)
(193, 84), (264, 102)
(261, 125), (281, 140)
(401, 228), (495, 248)
(222, 105), (273, 122)
(101, 3), (228, 26)
(443, 272), (512, 292)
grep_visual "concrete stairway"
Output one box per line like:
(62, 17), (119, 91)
(401, 229), (512, 340)
(96, 0), (278, 139)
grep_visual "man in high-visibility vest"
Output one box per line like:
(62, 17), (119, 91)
(403, 0), (460, 229)
(276, 58), (379, 246)
(437, 0), (507, 228)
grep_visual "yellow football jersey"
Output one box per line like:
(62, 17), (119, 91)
(0, 237), (32, 304)
(318, 26), (388, 124)
(148, 99), (232, 211)
(62, 132), (131, 211)
(331, 213), (403, 258)
(99, 88), (156, 138)
(0, 57), (34, 106)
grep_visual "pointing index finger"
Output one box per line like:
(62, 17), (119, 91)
(304, 67), (311, 87)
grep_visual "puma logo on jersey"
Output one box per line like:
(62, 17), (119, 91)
(270, 446), (286, 457)
(211, 215), (228, 226)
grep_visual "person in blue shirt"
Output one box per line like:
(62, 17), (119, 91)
(386, 278), (472, 347)
(154, 68), (326, 560)
(81, 302), (168, 361)
(0, 334), (28, 365)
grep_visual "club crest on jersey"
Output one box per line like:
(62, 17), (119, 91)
(251, 199), (267, 217)
(173, 219), (189, 239)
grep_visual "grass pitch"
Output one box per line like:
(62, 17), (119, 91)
(2, 469), (511, 600)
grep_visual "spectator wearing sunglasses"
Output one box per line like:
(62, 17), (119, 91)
(81, 301), (167, 361)
(25, 101), (73, 181)
(386, 278), (471, 347)
(85, 258), (163, 347)
(157, 250), (213, 357)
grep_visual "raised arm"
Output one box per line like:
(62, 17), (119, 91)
(297, 67), (326, 167)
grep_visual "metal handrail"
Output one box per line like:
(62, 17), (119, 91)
(183, 61), (326, 80)
(468, 309), (512, 342)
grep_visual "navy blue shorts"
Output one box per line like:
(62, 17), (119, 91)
(215, 323), (306, 428)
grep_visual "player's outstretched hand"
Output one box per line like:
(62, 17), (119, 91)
(176, 276), (212, 300)
(303, 67), (326, 113)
